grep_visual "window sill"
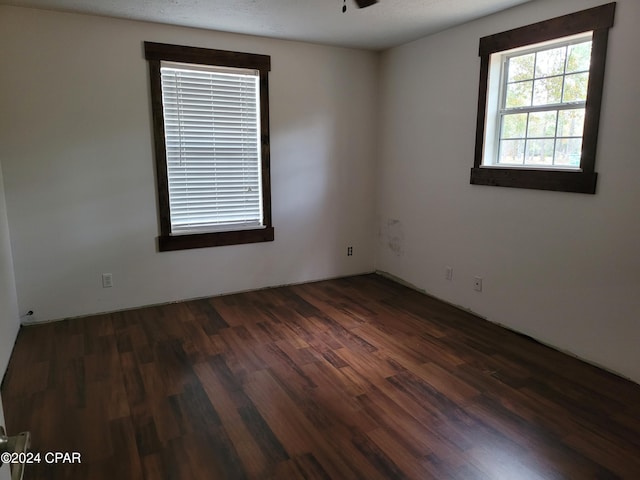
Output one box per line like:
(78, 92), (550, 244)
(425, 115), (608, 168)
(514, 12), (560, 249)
(470, 167), (597, 194)
(158, 226), (274, 252)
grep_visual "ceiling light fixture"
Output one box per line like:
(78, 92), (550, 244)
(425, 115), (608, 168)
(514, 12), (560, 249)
(354, 0), (378, 7)
(342, 0), (378, 13)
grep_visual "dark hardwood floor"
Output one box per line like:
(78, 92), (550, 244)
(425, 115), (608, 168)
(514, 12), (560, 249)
(2, 274), (639, 479)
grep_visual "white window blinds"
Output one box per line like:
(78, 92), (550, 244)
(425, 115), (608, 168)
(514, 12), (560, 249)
(160, 61), (263, 235)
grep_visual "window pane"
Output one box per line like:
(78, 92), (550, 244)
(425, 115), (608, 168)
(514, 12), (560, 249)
(527, 111), (557, 137)
(563, 72), (589, 102)
(535, 47), (566, 78)
(525, 139), (554, 166)
(557, 109), (585, 137)
(566, 41), (592, 73)
(506, 81), (533, 108)
(498, 139), (525, 165)
(555, 138), (582, 167)
(508, 53), (535, 82)
(501, 113), (528, 139)
(533, 77), (563, 106)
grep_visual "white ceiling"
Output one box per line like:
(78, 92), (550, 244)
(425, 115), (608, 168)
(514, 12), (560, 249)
(1, 0), (538, 50)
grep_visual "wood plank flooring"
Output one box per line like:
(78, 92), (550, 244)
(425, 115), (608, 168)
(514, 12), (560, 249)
(2, 274), (639, 479)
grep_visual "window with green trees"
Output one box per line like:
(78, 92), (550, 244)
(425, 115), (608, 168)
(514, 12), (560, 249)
(495, 35), (592, 169)
(471, 3), (615, 194)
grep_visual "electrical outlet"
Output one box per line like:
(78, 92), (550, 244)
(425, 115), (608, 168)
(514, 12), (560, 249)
(446, 266), (453, 281)
(474, 276), (483, 292)
(102, 273), (113, 288)
(347, 246), (353, 256)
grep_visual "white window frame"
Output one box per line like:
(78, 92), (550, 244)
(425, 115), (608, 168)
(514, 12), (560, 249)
(160, 61), (264, 235)
(483, 33), (593, 171)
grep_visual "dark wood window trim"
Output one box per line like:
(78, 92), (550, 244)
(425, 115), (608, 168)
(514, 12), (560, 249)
(144, 41), (274, 251)
(471, 3), (616, 194)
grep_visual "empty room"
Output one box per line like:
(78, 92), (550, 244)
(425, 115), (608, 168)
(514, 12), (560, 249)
(0, 0), (639, 478)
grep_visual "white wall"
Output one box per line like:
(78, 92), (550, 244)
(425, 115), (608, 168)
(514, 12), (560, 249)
(0, 7), (378, 323)
(377, 0), (640, 383)
(0, 91), (20, 480)
(0, 159), (20, 378)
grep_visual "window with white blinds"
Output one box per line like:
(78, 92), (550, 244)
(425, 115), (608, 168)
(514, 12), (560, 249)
(160, 61), (263, 235)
